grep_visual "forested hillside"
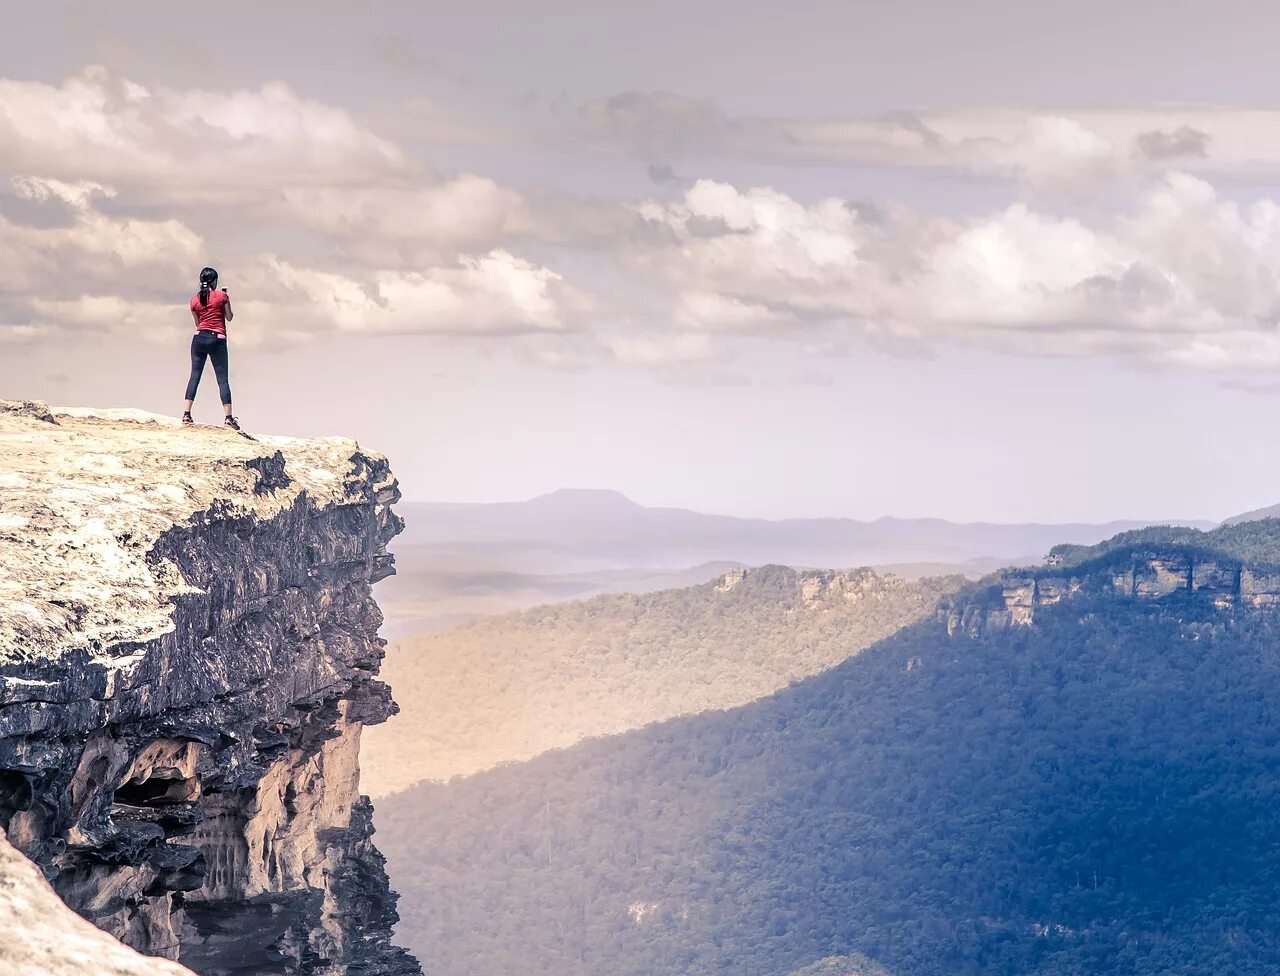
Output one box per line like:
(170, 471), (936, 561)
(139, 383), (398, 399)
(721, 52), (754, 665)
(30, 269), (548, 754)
(787, 957), (895, 976)
(1046, 516), (1280, 569)
(363, 566), (960, 794)
(376, 526), (1280, 976)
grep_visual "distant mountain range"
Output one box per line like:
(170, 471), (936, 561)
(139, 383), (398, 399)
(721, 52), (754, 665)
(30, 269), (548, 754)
(1223, 501), (1280, 525)
(396, 489), (1216, 573)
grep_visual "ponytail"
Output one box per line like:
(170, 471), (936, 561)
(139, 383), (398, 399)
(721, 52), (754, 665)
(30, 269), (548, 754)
(197, 266), (218, 308)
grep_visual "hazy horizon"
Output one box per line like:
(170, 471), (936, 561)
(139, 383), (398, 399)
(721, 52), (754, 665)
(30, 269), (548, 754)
(397, 486), (1222, 526)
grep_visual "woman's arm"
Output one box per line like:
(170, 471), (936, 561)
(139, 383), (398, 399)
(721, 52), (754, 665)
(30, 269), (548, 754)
(191, 306), (199, 327)
(223, 290), (234, 322)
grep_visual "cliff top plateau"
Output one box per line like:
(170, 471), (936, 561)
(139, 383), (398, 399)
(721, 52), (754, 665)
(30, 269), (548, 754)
(0, 401), (388, 666)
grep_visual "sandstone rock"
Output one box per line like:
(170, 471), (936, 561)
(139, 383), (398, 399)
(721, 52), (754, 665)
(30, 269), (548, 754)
(1000, 578), (1036, 626)
(796, 569), (908, 609)
(715, 567), (748, 592)
(947, 547), (1275, 638)
(1192, 560), (1238, 607)
(1033, 578), (1074, 605)
(0, 403), (418, 975)
(1241, 567), (1280, 606)
(1134, 556), (1190, 597)
(0, 831), (195, 975)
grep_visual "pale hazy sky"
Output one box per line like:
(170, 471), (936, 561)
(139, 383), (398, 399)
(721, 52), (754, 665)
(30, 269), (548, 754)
(6, 1), (1280, 521)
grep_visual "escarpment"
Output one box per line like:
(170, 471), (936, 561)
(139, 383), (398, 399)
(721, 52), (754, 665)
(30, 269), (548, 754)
(0, 402), (420, 975)
(941, 539), (1280, 637)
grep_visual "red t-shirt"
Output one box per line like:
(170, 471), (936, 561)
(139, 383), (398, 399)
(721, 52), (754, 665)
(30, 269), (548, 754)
(191, 290), (229, 336)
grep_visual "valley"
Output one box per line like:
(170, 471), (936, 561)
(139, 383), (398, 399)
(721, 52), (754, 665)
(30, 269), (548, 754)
(372, 513), (1280, 976)
(363, 566), (961, 795)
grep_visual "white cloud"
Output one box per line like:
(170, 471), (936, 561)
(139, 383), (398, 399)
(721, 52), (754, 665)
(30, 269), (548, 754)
(12, 176), (116, 209)
(675, 292), (787, 330)
(16, 249), (573, 346)
(12, 65), (1280, 378)
(0, 69), (578, 346)
(27, 297), (178, 342)
(0, 67), (541, 264)
(634, 175), (1280, 370)
(0, 324), (52, 344)
(0, 68), (413, 189)
(273, 176), (534, 263)
(265, 251), (570, 336)
(0, 179), (202, 296)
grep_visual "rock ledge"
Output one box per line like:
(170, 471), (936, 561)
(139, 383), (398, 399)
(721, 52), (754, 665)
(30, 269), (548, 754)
(0, 402), (420, 975)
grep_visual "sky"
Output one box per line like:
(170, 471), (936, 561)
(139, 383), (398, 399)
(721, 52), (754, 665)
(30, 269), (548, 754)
(6, 0), (1280, 521)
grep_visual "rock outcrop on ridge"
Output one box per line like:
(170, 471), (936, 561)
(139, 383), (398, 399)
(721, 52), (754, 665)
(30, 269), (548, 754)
(940, 544), (1280, 637)
(0, 401), (419, 975)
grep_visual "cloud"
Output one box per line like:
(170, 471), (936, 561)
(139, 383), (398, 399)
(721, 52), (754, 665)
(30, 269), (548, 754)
(1135, 126), (1211, 161)
(0, 324), (53, 344)
(271, 176), (535, 264)
(27, 297), (178, 342)
(581, 92), (1280, 190)
(12, 64), (1280, 380)
(265, 251), (572, 336)
(0, 178), (202, 297)
(0, 67), (412, 190)
(0, 68), (580, 347)
(0, 171), (574, 345)
(579, 91), (732, 158)
(632, 174), (1280, 370)
(0, 67), (542, 264)
(11, 247), (575, 346)
(646, 163), (680, 185)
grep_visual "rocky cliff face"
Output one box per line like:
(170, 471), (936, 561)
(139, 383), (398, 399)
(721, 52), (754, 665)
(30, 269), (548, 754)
(940, 547), (1280, 637)
(0, 831), (195, 975)
(0, 402), (420, 975)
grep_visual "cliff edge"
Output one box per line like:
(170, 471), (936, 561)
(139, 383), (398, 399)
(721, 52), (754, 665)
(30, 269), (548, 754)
(0, 401), (420, 975)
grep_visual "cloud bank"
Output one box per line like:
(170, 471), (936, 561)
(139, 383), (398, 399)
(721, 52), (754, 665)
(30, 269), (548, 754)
(580, 91), (1280, 188)
(0, 69), (571, 346)
(634, 174), (1280, 369)
(6, 67), (1280, 378)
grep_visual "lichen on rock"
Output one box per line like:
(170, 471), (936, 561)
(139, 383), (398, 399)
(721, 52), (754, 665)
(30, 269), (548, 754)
(0, 401), (419, 975)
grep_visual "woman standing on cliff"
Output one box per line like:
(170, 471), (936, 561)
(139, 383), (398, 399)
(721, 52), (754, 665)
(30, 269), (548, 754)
(181, 267), (240, 430)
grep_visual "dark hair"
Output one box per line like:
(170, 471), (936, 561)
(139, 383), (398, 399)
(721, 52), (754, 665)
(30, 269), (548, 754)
(199, 267), (219, 307)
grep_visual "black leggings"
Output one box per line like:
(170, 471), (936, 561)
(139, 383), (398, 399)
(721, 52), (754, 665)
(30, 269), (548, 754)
(185, 331), (232, 405)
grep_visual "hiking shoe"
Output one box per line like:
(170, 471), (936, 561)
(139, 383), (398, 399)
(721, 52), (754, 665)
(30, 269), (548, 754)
(224, 416), (241, 431)
(181, 412), (194, 427)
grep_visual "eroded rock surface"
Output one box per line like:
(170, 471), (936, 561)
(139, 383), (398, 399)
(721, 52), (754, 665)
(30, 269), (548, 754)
(941, 549), (1280, 636)
(0, 831), (195, 975)
(0, 402), (419, 975)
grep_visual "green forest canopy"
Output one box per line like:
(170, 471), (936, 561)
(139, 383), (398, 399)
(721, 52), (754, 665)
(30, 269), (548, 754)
(1047, 516), (1280, 570)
